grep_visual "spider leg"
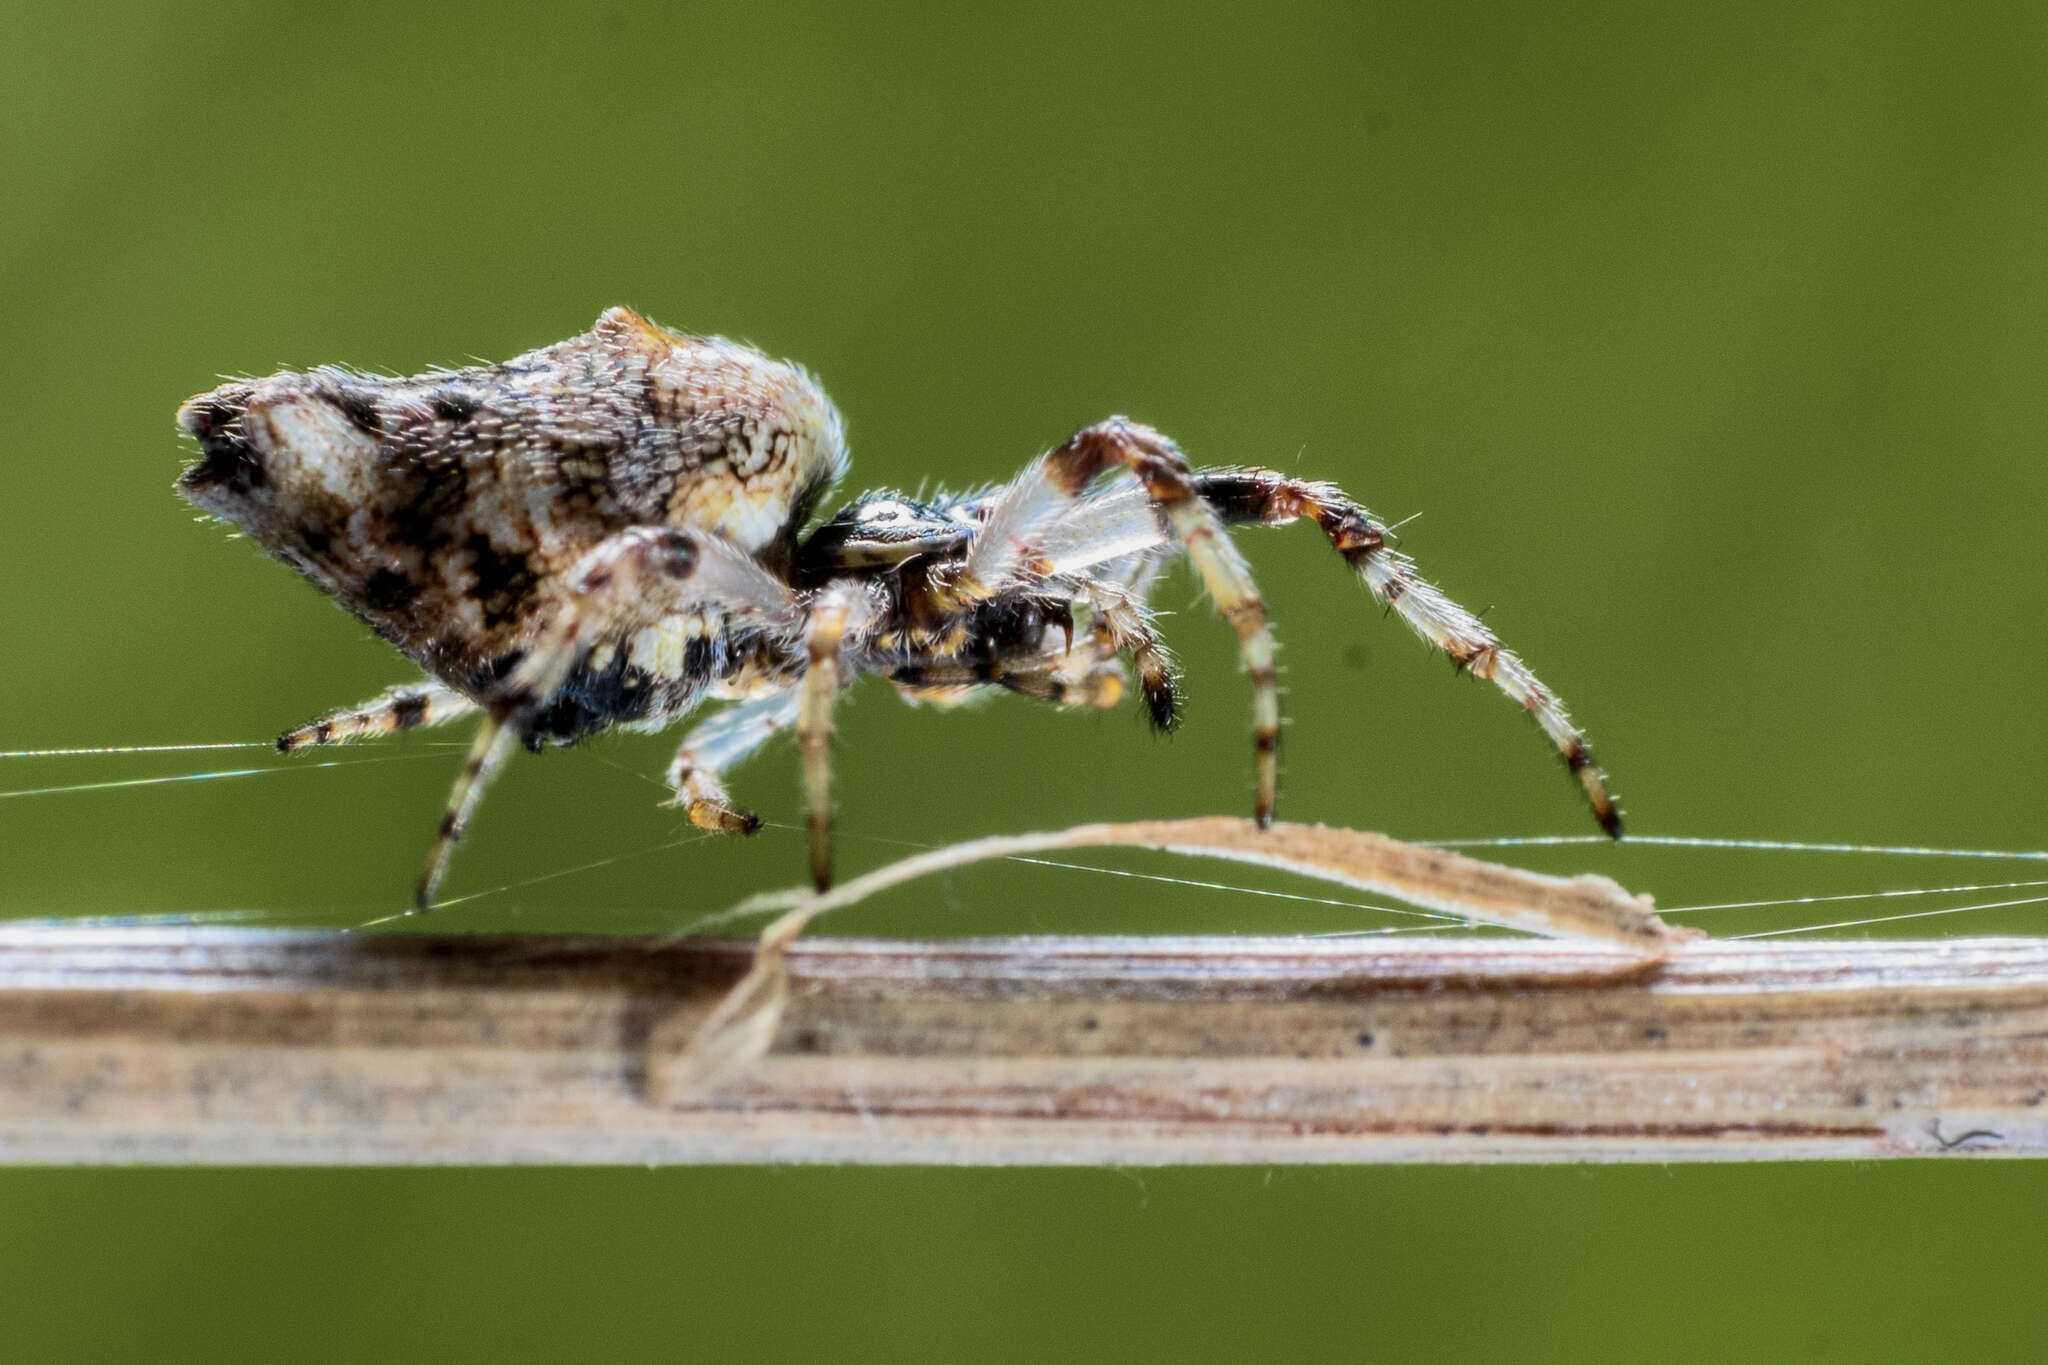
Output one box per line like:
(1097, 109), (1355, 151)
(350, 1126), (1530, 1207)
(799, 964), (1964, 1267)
(1080, 576), (1178, 730)
(664, 689), (801, 834)
(796, 582), (882, 893)
(277, 680), (476, 751)
(1192, 469), (1620, 835)
(416, 526), (801, 909)
(967, 418), (1281, 822)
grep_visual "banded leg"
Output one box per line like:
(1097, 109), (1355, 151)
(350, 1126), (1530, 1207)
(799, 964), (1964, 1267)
(665, 690), (801, 834)
(416, 527), (801, 909)
(971, 418), (1281, 823)
(1080, 576), (1178, 730)
(1193, 469), (1620, 835)
(277, 680), (475, 752)
(796, 582), (882, 893)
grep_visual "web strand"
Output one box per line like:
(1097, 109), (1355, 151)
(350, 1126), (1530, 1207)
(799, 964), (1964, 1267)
(8, 741), (2048, 937)
(0, 752), (446, 802)
(0, 741), (275, 758)
(1662, 877), (2048, 915)
(1732, 891), (2048, 939)
(1423, 833), (2048, 861)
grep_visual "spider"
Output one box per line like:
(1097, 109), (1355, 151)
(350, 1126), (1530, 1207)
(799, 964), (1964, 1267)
(176, 307), (1619, 908)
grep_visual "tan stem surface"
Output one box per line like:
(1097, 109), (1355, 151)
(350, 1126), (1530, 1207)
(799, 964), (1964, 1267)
(1, 927), (2043, 1164)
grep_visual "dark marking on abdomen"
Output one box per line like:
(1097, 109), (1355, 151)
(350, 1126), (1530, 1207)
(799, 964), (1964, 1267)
(431, 390), (479, 423)
(465, 535), (541, 628)
(363, 567), (420, 613)
(384, 454), (471, 553)
(321, 382), (385, 434)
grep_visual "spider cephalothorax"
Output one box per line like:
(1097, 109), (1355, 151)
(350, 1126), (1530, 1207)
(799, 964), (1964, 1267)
(177, 307), (1619, 907)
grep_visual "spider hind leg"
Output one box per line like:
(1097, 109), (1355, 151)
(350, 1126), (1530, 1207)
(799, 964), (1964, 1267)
(414, 526), (802, 909)
(277, 680), (476, 751)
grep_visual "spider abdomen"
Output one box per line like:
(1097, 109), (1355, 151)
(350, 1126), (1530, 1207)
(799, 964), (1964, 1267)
(177, 309), (845, 688)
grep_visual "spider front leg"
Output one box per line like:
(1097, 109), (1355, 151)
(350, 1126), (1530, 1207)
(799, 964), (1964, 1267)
(664, 690), (800, 834)
(1080, 573), (1178, 730)
(277, 679), (477, 751)
(415, 526), (801, 909)
(1192, 469), (1621, 835)
(968, 418), (1280, 821)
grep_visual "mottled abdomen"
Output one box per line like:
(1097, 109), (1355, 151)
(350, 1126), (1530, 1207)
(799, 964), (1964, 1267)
(175, 307), (847, 688)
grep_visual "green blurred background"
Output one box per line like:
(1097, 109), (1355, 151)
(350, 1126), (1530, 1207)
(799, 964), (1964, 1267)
(5, 0), (2047, 1359)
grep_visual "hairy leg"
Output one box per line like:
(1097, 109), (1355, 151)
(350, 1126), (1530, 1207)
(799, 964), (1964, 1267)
(277, 680), (476, 752)
(416, 526), (801, 909)
(665, 690), (801, 834)
(966, 418), (1282, 822)
(1078, 575), (1177, 730)
(1192, 469), (1620, 834)
(954, 449), (1621, 836)
(796, 582), (882, 893)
